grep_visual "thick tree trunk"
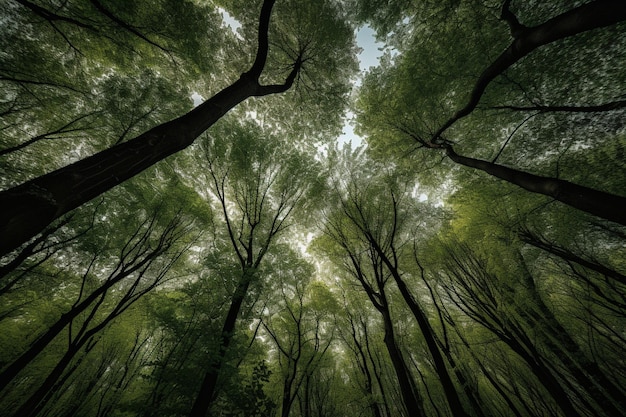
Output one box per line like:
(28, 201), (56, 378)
(445, 145), (626, 225)
(0, 0), (299, 257)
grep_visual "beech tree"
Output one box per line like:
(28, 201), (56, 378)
(189, 118), (324, 417)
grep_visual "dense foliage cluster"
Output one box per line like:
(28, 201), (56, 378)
(1, 1), (625, 416)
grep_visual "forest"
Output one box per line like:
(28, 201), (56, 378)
(0, 0), (625, 416)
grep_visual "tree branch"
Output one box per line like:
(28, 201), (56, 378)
(445, 144), (626, 226)
(489, 99), (626, 113)
(248, 0), (277, 78)
(432, 0), (626, 142)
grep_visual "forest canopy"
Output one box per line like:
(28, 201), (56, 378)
(1, 1), (625, 417)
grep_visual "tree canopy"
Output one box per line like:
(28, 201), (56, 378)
(1, 1), (625, 417)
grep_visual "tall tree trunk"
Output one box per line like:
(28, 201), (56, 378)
(281, 371), (295, 417)
(445, 248), (584, 417)
(445, 145), (626, 225)
(386, 266), (470, 417)
(380, 308), (424, 417)
(189, 273), (253, 417)
(0, 0), (300, 256)
(348, 315), (384, 417)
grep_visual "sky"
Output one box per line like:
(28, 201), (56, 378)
(196, 11), (386, 149)
(337, 25), (385, 149)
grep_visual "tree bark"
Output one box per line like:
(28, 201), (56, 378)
(445, 145), (626, 226)
(0, 0), (300, 256)
(433, 0), (626, 140)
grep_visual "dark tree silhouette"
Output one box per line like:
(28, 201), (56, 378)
(0, 0), (302, 256)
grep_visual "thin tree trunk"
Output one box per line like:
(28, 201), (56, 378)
(12, 344), (82, 417)
(387, 267), (470, 417)
(189, 273), (253, 417)
(0, 247), (161, 391)
(445, 145), (626, 225)
(516, 256), (626, 416)
(380, 308), (424, 417)
(444, 248), (584, 417)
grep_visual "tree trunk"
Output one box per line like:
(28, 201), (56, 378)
(445, 145), (626, 226)
(281, 372), (294, 417)
(189, 273), (253, 417)
(433, 0), (626, 139)
(380, 308), (424, 417)
(11, 344), (81, 417)
(516, 259), (626, 417)
(386, 266), (470, 417)
(0, 249), (156, 391)
(0, 0), (299, 256)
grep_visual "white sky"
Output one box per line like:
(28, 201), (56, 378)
(337, 26), (384, 149)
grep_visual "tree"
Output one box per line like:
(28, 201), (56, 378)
(439, 242), (585, 417)
(318, 170), (426, 417)
(189, 119), (323, 417)
(2, 1), (626, 416)
(0, 0), (357, 255)
(321, 165), (471, 417)
(0, 208), (192, 417)
(261, 265), (338, 417)
(355, 0), (626, 224)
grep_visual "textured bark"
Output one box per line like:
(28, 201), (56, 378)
(0, 0), (300, 256)
(445, 145), (626, 226)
